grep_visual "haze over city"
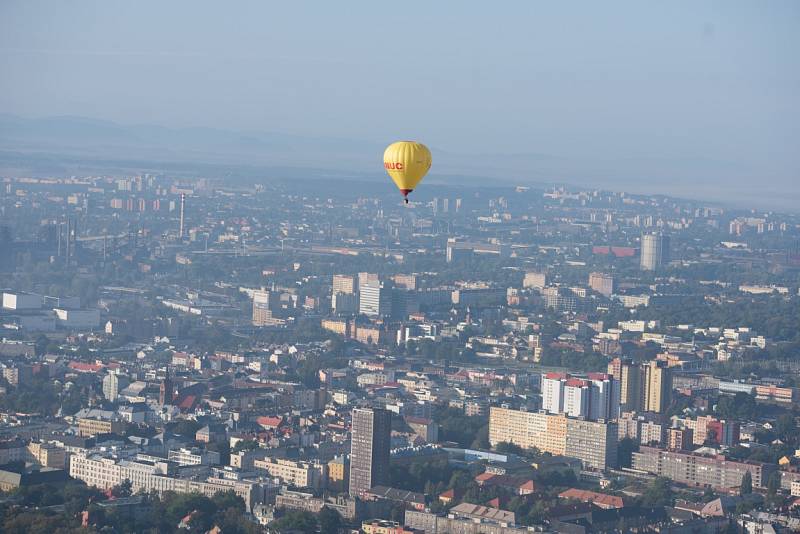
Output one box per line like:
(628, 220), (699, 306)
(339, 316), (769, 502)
(1, 1), (798, 209)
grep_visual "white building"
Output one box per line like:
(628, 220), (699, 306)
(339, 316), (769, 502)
(69, 452), (271, 511)
(563, 378), (590, 418)
(640, 232), (670, 271)
(102, 373), (121, 402)
(359, 280), (391, 317)
(168, 447), (221, 466)
(541, 373), (619, 421)
(252, 457), (326, 489)
(541, 373), (566, 414)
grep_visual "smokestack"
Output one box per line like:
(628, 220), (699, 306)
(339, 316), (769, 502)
(179, 193), (185, 239)
(65, 218), (72, 265)
(57, 222), (63, 258)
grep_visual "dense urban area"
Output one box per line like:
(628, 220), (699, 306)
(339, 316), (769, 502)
(0, 172), (799, 533)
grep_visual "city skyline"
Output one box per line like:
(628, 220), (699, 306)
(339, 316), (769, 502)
(0, 2), (799, 532)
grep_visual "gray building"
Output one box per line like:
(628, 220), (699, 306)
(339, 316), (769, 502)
(565, 418), (619, 470)
(349, 407), (391, 496)
(405, 509), (536, 534)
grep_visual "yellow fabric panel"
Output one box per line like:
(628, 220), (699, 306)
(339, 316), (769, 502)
(383, 141), (432, 192)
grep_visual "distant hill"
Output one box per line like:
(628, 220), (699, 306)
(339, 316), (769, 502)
(0, 114), (511, 187)
(0, 114), (795, 211)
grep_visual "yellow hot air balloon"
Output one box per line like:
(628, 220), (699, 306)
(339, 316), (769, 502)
(383, 141), (431, 203)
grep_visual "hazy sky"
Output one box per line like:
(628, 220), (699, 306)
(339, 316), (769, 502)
(1, 1), (798, 201)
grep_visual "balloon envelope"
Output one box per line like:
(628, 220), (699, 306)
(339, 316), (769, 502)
(383, 141), (431, 201)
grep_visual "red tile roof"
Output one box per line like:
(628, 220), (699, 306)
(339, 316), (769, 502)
(68, 361), (103, 373)
(256, 416), (283, 428)
(587, 372), (611, 381)
(178, 395), (196, 411)
(565, 378), (589, 388)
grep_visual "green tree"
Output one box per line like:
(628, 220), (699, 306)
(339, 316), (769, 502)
(232, 440), (260, 453)
(470, 424), (490, 449)
(715, 392), (758, 421)
(495, 441), (524, 455)
(740, 471), (752, 496)
(435, 406), (488, 448)
(111, 479), (133, 498)
(766, 471), (780, 497)
(270, 510), (317, 534)
(170, 419), (202, 438)
(640, 477), (673, 507)
(617, 437), (639, 468)
(318, 506), (342, 534)
(774, 414), (797, 442)
(211, 490), (245, 512)
(524, 500), (550, 524)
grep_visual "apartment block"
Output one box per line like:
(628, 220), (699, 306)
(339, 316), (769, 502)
(541, 373), (620, 421)
(488, 407), (617, 469)
(26, 441), (66, 469)
(77, 417), (126, 437)
(69, 453), (271, 511)
(253, 457), (326, 489)
(631, 446), (775, 491)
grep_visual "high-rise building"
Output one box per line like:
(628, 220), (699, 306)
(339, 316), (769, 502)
(332, 275), (359, 315)
(333, 274), (358, 296)
(178, 193), (186, 239)
(588, 272), (614, 297)
(358, 272), (379, 288)
(102, 373), (128, 402)
(608, 358), (641, 412)
(359, 280), (392, 317)
(391, 274), (416, 290)
(332, 292), (359, 315)
(586, 373), (620, 421)
(349, 407), (391, 496)
(563, 378), (590, 418)
(641, 360), (672, 414)
(252, 290), (277, 326)
(640, 232), (670, 271)
(541, 373), (566, 414)
(541, 373), (619, 421)
(390, 288), (419, 319)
